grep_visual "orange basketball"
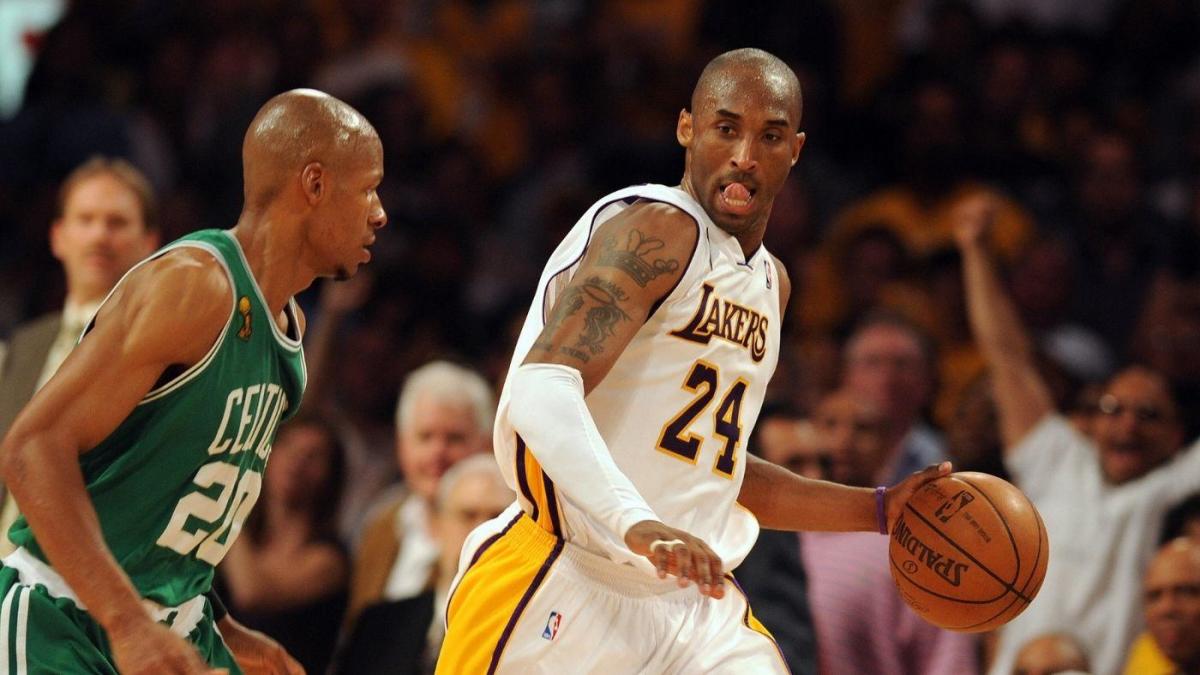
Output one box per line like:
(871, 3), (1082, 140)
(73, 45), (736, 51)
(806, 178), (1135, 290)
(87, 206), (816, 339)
(888, 471), (1049, 633)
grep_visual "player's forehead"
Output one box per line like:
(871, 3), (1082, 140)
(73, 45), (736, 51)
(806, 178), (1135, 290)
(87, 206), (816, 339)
(339, 130), (383, 172)
(694, 67), (799, 128)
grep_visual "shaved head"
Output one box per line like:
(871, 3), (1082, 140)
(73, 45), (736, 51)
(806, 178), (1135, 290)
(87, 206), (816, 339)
(691, 48), (802, 130)
(242, 88), (380, 209)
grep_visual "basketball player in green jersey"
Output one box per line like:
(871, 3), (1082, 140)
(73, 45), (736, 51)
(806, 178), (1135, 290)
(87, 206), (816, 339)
(0, 89), (386, 674)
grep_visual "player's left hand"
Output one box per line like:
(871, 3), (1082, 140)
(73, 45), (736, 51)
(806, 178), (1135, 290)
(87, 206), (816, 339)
(218, 615), (305, 675)
(883, 462), (952, 534)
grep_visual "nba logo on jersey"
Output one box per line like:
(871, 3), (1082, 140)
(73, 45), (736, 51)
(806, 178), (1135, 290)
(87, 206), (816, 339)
(542, 611), (563, 641)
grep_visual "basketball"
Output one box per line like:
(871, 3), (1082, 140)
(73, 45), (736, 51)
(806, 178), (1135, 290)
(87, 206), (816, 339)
(888, 472), (1049, 633)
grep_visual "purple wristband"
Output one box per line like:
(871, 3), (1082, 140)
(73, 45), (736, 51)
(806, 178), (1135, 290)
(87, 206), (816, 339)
(875, 486), (888, 534)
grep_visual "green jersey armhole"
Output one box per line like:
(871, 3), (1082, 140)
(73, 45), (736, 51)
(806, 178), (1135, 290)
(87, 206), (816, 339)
(134, 241), (237, 405)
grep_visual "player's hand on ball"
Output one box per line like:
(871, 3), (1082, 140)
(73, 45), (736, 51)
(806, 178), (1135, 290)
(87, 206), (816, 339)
(109, 616), (227, 675)
(884, 462), (953, 534)
(220, 615), (305, 675)
(625, 520), (726, 598)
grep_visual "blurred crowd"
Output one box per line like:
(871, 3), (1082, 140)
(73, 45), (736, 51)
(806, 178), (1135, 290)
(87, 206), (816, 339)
(2, 1), (1200, 674)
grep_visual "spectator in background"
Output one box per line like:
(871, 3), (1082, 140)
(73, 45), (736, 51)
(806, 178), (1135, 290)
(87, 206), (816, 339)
(753, 402), (827, 480)
(801, 387), (978, 675)
(955, 195), (1200, 675)
(842, 311), (950, 485)
(219, 414), (350, 675)
(738, 403), (820, 675)
(1061, 131), (1166, 354)
(944, 372), (1006, 478)
(1013, 633), (1091, 675)
(0, 156), (159, 553)
(798, 223), (912, 338)
(823, 78), (1035, 266)
(812, 387), (889, 488)
(1161, 494), (1200, 545)
(1121, 496), (1200, 675)
(334, 454), (514, 675)
(1124, 538), (1200, 675)
(345, 361), (493, 628)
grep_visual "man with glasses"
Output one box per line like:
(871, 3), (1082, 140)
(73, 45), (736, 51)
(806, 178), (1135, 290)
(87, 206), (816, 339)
(955, 196), (1200, 675)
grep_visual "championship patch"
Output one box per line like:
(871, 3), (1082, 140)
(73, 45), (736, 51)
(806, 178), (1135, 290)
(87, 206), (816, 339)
(237, 296), (252, 340)
(542, 611), (563, 641)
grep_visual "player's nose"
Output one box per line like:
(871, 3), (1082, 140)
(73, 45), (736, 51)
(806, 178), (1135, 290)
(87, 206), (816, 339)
(729, 139), (758, 173)
(370, 206), (387, 230)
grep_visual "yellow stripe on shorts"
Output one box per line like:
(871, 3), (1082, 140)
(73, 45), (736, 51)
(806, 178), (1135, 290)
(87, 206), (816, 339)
(438, 514), (563, 675)
(727, 574), (792, 674)
(514, 435), (564, 536)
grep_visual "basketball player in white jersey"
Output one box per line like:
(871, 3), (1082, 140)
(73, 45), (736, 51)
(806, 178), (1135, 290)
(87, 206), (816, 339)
(437, 48), (949, 674)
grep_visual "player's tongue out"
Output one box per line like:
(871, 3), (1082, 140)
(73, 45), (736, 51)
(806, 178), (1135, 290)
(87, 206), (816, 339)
(720, 182), (753, 215)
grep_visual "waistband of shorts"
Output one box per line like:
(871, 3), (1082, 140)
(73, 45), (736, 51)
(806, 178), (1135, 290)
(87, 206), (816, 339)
(2, 547), (208, 638)
(508, 513), (700, 600)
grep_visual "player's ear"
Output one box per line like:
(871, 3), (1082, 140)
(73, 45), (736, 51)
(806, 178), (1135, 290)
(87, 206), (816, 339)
(791, 131), (806, 166)
(301, 162), (324, 206)
(676, 109), (694, 148)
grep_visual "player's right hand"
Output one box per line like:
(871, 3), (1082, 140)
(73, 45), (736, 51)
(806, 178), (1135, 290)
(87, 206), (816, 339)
(625, 520), (726, 599)
(109, 616), (227, 675)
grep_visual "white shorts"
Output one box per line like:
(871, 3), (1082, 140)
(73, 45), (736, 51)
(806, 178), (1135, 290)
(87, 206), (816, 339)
(436, 505), (790, 674)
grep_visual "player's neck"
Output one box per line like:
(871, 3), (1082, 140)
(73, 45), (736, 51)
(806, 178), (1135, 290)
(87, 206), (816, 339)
(230, 216), (313, 315)
(732, 227), (765, 259)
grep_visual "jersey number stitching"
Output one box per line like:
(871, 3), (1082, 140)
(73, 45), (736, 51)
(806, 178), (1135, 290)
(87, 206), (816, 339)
(656, 361), (748, 478)
(155, 461), (263, 565)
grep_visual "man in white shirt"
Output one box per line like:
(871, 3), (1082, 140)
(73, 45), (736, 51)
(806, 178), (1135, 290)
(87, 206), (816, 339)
(345, 360), (494, 627)
(335, 454), (514, 675)
(955, 195), (1200, 675)
(0, 156), (159, 547)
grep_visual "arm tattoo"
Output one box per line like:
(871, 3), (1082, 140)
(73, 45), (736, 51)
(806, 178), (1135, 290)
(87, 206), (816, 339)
(597, 229), (680, 287)
(574, 277), (630, 356)
(538, 276), (631, 363)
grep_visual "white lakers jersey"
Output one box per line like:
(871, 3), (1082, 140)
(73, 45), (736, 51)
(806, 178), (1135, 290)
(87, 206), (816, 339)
(495, 184), (782, 575)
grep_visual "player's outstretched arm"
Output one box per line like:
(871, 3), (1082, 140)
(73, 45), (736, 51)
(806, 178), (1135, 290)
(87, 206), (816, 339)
(509, 202), (727, 596)
(0, 249), (232, 675)
(739, 454), (951, 533)
(953, 196), (1055, 450)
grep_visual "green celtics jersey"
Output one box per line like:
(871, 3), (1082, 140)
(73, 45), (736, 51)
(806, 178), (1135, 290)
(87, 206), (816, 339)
(8, 229), (306, 607)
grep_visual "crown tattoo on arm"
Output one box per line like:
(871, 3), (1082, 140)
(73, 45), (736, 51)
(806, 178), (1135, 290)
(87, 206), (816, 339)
(598, 229), (680, 288)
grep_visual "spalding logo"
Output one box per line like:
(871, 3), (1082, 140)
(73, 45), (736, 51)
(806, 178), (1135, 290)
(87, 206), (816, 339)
(893, 515), (970, 586)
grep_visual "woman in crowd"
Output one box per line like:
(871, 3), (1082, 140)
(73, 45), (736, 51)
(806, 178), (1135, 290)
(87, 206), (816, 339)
(220, 414), (351, 675)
